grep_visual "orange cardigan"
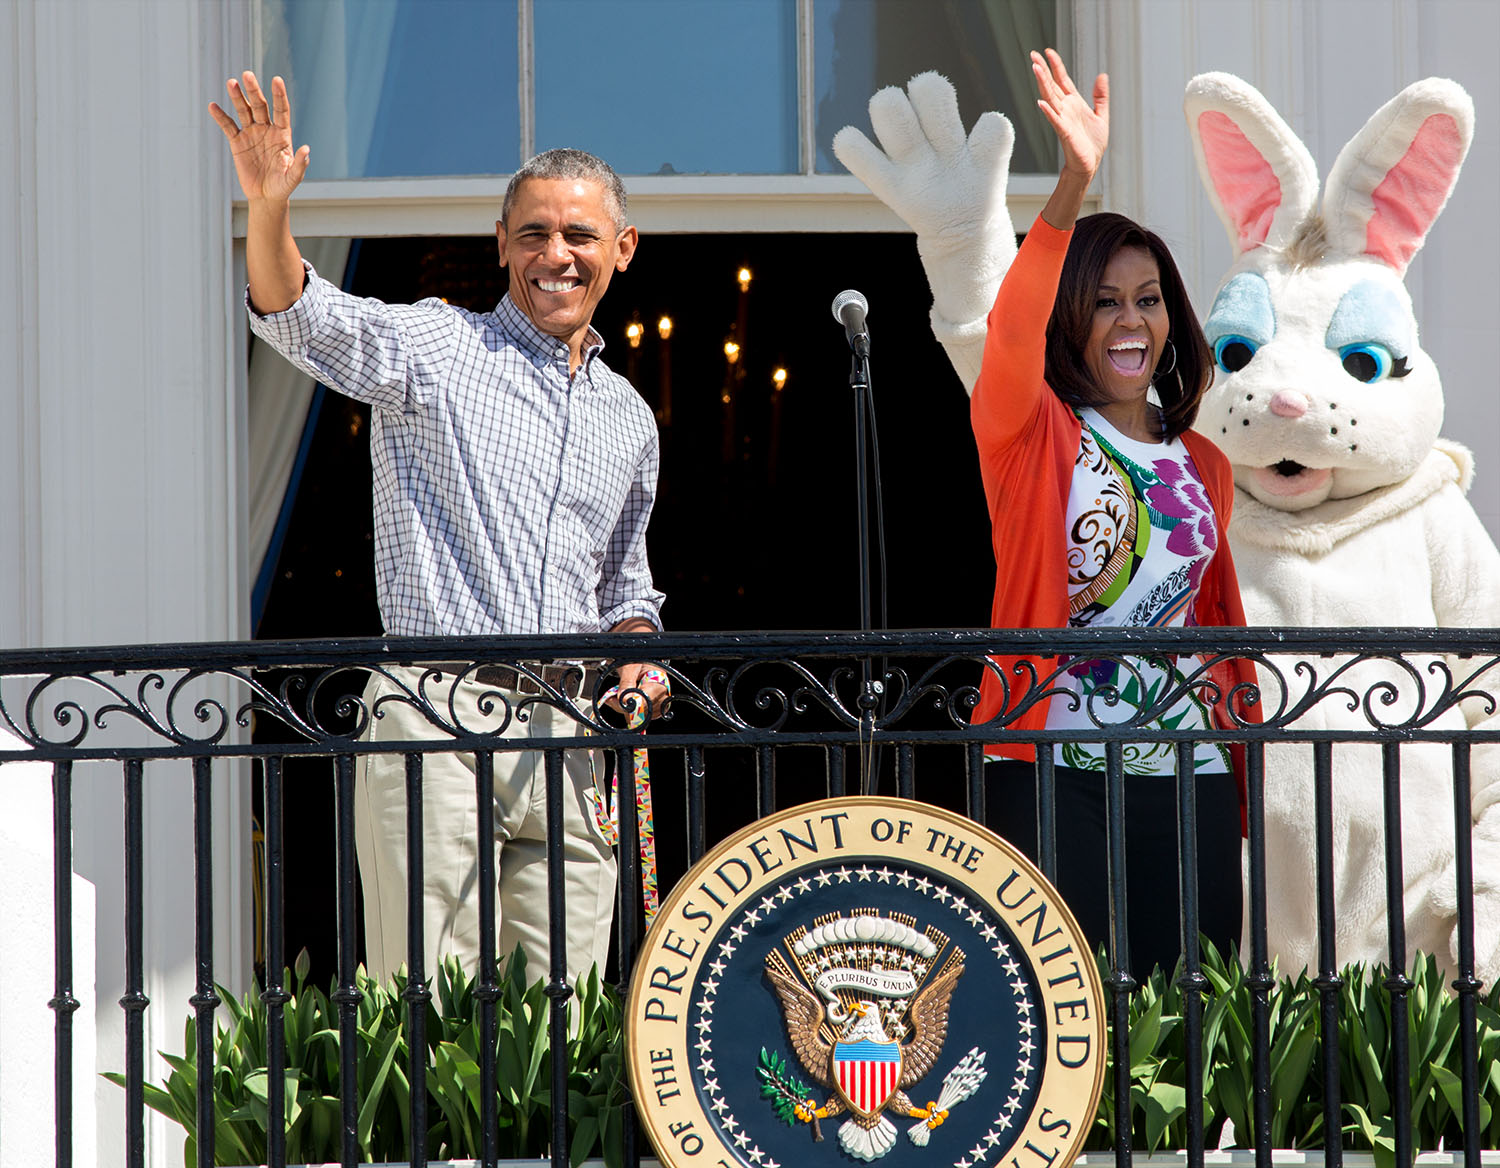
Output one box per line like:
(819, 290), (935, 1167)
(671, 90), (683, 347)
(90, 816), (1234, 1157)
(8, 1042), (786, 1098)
(969, 216), (1259, 822)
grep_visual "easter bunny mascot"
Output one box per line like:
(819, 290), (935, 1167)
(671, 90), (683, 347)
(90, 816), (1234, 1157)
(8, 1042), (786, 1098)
(831, 72), (1017, 392)
(1184, 72), (1500, 980)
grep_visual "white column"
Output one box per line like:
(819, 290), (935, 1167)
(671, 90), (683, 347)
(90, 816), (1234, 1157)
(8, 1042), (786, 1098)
(0, 3), (254, 1167)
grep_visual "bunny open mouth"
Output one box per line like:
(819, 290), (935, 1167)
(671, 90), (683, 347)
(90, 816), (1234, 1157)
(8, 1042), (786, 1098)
(1251, 461), (1333, 498)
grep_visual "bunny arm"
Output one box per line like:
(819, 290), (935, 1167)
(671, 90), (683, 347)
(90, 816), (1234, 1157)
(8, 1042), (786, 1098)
(1424, 481), (1500, 742)
(1421, 481), (1500, 977)
(832, 71), (1016, 393)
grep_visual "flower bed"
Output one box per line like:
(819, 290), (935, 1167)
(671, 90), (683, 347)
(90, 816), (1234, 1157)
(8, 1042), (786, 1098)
(113, 945), (1500, 1167)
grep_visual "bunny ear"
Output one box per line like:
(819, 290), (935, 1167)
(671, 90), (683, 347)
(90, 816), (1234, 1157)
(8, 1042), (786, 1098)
(1322, 78), (1473, 276)
(1184, 72), (1319, 257)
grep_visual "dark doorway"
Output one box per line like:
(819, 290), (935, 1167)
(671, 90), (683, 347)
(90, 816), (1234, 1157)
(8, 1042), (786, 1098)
(252, 231), (999, 982)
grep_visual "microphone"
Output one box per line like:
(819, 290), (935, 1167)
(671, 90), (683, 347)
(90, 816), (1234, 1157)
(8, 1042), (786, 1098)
(831, 289), (870, 355)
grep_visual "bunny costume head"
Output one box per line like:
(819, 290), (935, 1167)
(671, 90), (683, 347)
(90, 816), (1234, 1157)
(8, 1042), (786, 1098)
(1186, 73), (1473, 512)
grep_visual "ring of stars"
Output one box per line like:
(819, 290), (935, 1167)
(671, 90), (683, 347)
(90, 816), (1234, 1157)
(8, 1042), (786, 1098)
(689, 865), (1043, 1168)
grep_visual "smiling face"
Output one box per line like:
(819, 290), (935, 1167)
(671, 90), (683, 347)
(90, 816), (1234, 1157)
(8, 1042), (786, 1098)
(1083, 246), (1170, 424)
(496, 176), (637, 365)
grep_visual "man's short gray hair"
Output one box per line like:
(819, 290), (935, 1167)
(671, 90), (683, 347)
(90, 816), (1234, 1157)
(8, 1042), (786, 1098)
(501, 148), (628, 232)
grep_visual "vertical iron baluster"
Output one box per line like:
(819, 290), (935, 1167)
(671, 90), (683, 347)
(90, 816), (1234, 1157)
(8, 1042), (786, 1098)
(544, 748), (572, 1168)
(1037, 747), (1057, 883)
(122, 759), (148, 1168)
(1312, 740), (1343, 1168)
(616, 742), (643, 1168)
(406, 752), (432, 1168)
(1450, 741), (1481, 1168)
(1175, 742), (1206, 1166)
(1244, 741), (1273, 1168)
(895, 743), (914, 801)
(617, 743), (642, 956)
(1104, 741), (1134, 1168)
(1380, 743), (1412, 1168)
(332, 753), (360, 1168)
(827, 744), (846, 799)
(51, 760), (78, 1168)
(191, 757), (219, 1168)
(756, 744), (774, 817)
(262, 757), (288, 1168)
(965, 741), (984, 823)
(475, 749), (498, 1168)
(687, 746), (707, 865)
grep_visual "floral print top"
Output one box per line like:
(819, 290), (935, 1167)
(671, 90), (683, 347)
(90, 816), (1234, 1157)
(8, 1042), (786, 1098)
(1046, 408), (1231, 775)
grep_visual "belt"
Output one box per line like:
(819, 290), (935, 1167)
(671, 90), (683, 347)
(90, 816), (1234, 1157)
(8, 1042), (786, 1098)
(432, 663), (599, 699)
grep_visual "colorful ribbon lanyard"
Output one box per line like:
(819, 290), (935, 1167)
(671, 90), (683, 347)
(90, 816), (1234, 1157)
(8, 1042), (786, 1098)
(590, 668), (665, 926)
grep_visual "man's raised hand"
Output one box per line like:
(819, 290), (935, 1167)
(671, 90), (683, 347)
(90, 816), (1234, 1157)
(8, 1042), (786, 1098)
(209, 72), (310, 205)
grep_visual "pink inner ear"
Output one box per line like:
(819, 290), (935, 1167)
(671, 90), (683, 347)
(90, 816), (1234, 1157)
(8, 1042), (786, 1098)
(1366, 114), (1464, 272)
(1198, 110), (1282, 252)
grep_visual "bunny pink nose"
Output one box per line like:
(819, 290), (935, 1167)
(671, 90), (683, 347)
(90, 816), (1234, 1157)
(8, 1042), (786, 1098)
(1269, 390), (1310, 419)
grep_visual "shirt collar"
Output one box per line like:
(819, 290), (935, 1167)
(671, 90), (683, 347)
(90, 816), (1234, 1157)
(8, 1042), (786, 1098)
(495, 294), (606, 370)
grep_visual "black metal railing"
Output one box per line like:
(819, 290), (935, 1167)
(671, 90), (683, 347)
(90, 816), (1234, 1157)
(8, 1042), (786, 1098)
(2, 627), (1496, 1168)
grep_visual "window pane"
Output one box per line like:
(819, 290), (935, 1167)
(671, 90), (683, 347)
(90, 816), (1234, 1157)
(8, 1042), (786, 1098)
(535, 0), (798, 175)
(261, 0), (520, 179)
(813, 0), (1057, 174)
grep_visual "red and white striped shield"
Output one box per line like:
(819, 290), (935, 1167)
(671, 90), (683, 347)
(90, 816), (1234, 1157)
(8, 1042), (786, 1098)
(832, 1038), (902, 1117)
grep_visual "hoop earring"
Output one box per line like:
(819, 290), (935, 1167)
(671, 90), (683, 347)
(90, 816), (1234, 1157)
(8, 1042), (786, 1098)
(1154, 338), (1178, 381)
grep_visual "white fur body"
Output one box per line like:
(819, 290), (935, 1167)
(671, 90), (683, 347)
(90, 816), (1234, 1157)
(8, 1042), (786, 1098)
(1229, 445), (1500, 977)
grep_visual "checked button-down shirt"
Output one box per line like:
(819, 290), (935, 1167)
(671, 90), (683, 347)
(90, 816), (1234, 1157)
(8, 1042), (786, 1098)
(248, 263), (665, 638)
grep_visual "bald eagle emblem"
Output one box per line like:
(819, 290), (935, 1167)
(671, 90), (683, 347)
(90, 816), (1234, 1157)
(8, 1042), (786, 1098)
(760, 910), (988, 1161)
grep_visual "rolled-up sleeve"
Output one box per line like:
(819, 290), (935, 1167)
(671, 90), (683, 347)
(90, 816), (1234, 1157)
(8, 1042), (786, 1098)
(247, 261), (454, 413)
(598, 436), (666, 631)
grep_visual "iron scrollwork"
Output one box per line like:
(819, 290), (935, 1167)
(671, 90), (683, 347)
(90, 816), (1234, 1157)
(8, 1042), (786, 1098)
(2, 631), (1499, 758)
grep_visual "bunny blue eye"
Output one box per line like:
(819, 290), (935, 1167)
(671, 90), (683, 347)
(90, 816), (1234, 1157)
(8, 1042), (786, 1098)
(1213, 334), (1259, 373)
(1205, 274), (1275, 369)
(1326, 281), (1415, 381)
(1339, 343), (1395, 382)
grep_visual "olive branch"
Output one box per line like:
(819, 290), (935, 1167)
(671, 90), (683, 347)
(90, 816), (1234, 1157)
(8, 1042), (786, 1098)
(757, 1047), (825, 1139)
(756, 1048), (812, 1124)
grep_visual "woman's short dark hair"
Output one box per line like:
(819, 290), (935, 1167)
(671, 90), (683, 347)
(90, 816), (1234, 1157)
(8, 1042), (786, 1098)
(1044, 212), (1213, 439)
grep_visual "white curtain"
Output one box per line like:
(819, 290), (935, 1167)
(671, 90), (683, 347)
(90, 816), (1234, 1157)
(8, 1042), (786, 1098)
(248, 0), (401, 590)
(977, 0), (1055, 174)
(247, 238), (352, 580)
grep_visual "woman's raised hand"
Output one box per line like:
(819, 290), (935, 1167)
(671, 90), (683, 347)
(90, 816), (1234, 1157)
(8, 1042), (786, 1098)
(1031, 49), (1109, 181)
(209, 72), (310, 205)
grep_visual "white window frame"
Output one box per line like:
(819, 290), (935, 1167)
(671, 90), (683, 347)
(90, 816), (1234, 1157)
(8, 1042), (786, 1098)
(236, 0), (1086, 239)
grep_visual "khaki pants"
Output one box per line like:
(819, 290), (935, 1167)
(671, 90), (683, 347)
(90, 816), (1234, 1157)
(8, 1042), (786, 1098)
(353, 665), (616, 989)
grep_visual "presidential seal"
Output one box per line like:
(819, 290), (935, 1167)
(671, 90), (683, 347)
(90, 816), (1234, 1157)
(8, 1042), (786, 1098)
(626, 798), (1105, 1168)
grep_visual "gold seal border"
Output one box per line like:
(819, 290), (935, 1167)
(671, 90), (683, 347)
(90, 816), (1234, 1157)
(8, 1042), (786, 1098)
(626, 797), (1107, 1168)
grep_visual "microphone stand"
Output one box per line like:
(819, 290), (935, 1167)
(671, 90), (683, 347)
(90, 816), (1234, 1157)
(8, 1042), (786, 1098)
(846, 335), (886, 796)
(850, 339), (873, 637)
